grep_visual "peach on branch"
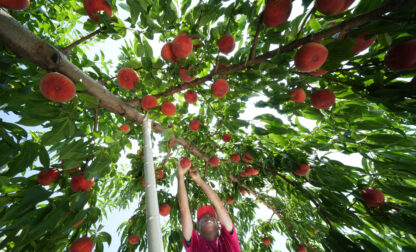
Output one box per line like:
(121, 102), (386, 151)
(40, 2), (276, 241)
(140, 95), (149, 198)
(230, 154), (240, 163)
(315, 0), (344, 15)
(310, 89), (335, 109)
(362, 187), (385, 207)
(352, 33), (377, 53)
(385, 39), (416, 72)
(83, 0), (112, 22)
(73, 218), (85, 227)
(262, 0), (292, 28)
(209, 156), (220, 167)
(298, 245), (307, 252)
(70, 173), (94, 192)
(179, 66), (196, 83)
(161, 43), (177, 62)
(226, 198), (234, 204)
(120, 124), (130, 132)
(0, 0), (29, 10)
(172, 33), (193, 59)
(294, 164), (310, 176)
(161, 102), (176, 116)
(218, 34), (235, 54)
(117, 68), (139, 90)
(155, 169), (164, 180)
(245, 167), (259, 176)
(128, 235), (139, 245)
(289, 88), (306, 103)
(37, 168), (60, 186)
(159, 203), (171, 216)
(141, 95), (158, 111)
(338, 0), (355, 13)
(189, 120), (200, 131)
(40, 72), (76, 102)
(212, 79), (229, 98)
(184, 90), (198, 104)
(180, 157), (191, 169)
(242, 152), (253, 163)
(294, 42), (328, 72)
(263, 237), (271, 246)
(69, 237), (94, 252)
(240, 188), (247, 195)
(222, 133), (231, 142)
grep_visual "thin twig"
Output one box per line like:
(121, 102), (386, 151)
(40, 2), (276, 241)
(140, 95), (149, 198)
(61, 27), (105, 55)
(248, 14), (263, 62)
(295, 8), (315, 41)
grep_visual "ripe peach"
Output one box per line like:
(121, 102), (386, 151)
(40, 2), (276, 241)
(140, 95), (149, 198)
(189, 120), (200, 131)
(172, 33), (193, 59)
(245, 167), (259, 176)
(294, 164), (310, 176)
(128, 235), (139, 245)
(37, 168), (60, 186)
(315, 0), (344, 15)
(289, 88), (306, 103)
(141, 178), (146, 188)
(180, 157), (191, 169)
(262, 0), (292, 28)
(240, 171), (248, 177)
(120, 124), (130, 132)
(308, 69), (328, 76)
(117, 68), (139, 90)
(70, 173), (94, 192)
(298, 245), (307, 252)
(226, 198), (234, 204)
(83, 0), (112, 22)
(161, 43), (177, 62)
(212, 79), (229, 98)
(69, 237), (94, 252)
(73, 218), (85, 227)
(352, 33), (377, 53)
(242, 152), (253, 163)
(161, 102), (176, 116)
(240, 188), (247, 195)
(184, 90), (198, 104)
(155, 169), (164, 180)
(159, 203), (171, 216)
(222, 133), (231, 142)
(230, 154), (240, 163)
(385, 39), (416, 72)
(310, 89), (335, 109)
(338, 0), (355, 13)
(141, 95), (158, 111)
(295, 42), (328, 72)
(209, 156), (220, 167)
(263, 237), (271, 246)
(362, 187), (385, 207)
(179, 67), (196, 82)
(170, 139), (176, 148)
(0, 0), (29, 10)
(218, 34), (235, 54)
(40, 72), (76, 102)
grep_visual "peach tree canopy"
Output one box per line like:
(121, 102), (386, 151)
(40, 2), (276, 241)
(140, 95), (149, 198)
(0, 0), (416, 251)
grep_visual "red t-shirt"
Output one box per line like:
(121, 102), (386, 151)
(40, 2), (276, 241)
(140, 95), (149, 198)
(183, 224), (241, 252)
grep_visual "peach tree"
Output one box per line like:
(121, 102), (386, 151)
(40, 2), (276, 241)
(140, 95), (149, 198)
(0, 0), (416, 251)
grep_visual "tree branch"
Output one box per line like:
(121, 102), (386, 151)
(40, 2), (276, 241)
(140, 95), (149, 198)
(248, 14), (263, 63)
(60, 27), (105, 55)
(295, 7), (315, 41)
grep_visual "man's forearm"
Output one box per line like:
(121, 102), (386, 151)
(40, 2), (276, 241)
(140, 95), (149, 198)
(178, 175), (193, 241)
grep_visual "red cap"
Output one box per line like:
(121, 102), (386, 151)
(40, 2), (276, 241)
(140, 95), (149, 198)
(197, 205), (216, 221)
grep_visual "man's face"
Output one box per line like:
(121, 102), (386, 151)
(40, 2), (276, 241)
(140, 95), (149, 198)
(198, 214), (219, 241)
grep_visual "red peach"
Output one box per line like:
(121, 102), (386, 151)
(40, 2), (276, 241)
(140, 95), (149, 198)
(161, 102), (176, 116)
(161, 43), (177, 62)
(117, 68), (139, 90)
(298, 245), (307, 252)
(37, 168), (60, 186)
(180, 157), (191, 169)
(240, 171), (248, 177)
(245, 167), (259, 176)
(222, 133), (231, 142)
(70, 173), (94, 192)
(0, 0), (29, 10)
(73, 218), (85, 227)
(338, 0), (355, 13)
(263, 237), (271, 246)
(141, 95), (158, 111)
(315, 0), (344, 15)
(128, 235), (139, 245)
(352, 33), (377, 53)
(155, 169), (164, 180)
(242, 152), (253, 163)
(240, 188), (247, 195)
(189, 120), (200, 131)
(218, 34), (235, 54)
(120, 124), (130, 132)
(310, 89), (335, 109)
(83, 0), (112, 22)
(179, 67), (196, 82)
(209, 156), (220, 167)
(289, 88), (306, 103)
(295, 42), (328, 72)
(362, 187), (385, 207)
(230, 154), (240, 163)
(294, 164), (310, 176)
(172, 33), (193, 59)
(40, 72), (76, 102)
(184, 90), (198, 104)
(212, 79), (229, 98)
(159, 203), (171, 216)
(69, 237), (94, 252)
(262, 0), (292, 28)
(226, 198), (234, 204)
(385, 39), (416, 72)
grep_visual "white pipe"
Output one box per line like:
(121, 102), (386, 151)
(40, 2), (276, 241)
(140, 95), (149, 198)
(142, 114), (164, 252)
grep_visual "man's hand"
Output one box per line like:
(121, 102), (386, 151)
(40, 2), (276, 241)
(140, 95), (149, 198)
(177, 158), (191, 178)
(189, 169), (202, 182)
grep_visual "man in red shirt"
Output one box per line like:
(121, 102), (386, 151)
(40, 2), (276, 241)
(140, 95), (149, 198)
(177, 159), (241, 252)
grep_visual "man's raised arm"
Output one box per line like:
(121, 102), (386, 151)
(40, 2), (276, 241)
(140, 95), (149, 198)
(189, 170), (234, 233)
(177, 160), (193, 241)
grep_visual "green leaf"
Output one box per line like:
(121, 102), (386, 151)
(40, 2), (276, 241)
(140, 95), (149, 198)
(78, 93), (99, 108)
(41, 119), (76, 146)
(38, 145), (50, 169)
(7, 141), (39, 176)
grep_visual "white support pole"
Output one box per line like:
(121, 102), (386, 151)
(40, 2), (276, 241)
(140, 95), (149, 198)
(142, 114), (164, 252)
